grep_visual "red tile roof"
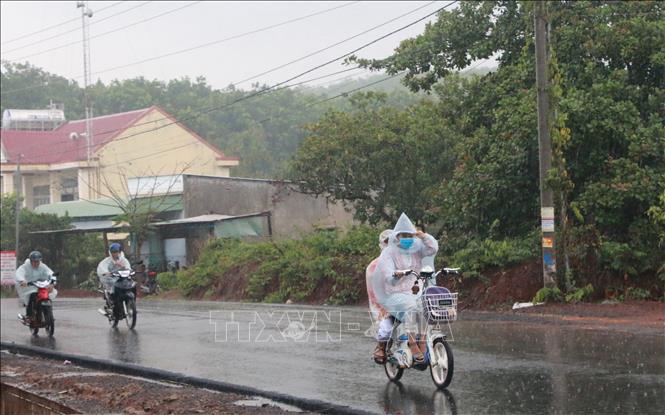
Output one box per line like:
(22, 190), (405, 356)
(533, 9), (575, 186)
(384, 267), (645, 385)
(0, 106), (237, 165)
(1, 107), (151, 164)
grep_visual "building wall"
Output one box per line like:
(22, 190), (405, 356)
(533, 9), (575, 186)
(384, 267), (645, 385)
(94, 109), (236, 199)
(183, 175), (356, 239)
(1, 168), (77, 208)
(1, 173), (12, 195)
(22, 173), (51, 209)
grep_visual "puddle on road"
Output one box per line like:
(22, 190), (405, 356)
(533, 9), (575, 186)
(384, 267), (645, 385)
(234, 397), (303, 412)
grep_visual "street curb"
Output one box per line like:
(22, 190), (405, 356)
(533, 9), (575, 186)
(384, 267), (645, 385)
(1, 341), (376, 415)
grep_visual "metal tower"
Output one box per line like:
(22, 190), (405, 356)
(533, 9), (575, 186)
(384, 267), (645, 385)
(77, 1), (93, 162)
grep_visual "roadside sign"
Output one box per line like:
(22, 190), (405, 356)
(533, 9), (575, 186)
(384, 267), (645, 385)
(1, 251), (17, 286)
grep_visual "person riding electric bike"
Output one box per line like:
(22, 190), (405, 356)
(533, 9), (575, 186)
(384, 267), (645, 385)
(371, 213), (439, 364)
(96, 243), (131, 316)
(14, 251), (56, 324)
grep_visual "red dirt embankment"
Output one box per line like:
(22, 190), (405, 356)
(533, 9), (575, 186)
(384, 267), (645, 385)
(55, 260), (664, 329)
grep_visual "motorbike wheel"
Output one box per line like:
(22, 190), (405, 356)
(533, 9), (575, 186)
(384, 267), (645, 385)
(384, 341), (404, 382)
(430, 338), (454, 389)
(124, 298), (137, 329)
(111, 302), (120, 328)
(43, 306), (55, 337)
(30, 309), (41, 335)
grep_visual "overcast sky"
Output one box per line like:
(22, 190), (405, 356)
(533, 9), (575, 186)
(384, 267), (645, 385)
(0, 1), (470, 91)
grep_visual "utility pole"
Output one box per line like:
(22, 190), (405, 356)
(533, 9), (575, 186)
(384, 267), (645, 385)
(77, 1), (94, 197)
(14, 154), (22, 265)
(534, 1), (556, 287)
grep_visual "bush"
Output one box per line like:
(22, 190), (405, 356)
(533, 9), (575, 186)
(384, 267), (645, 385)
(623, 287), (652, 301)
(450, 230), (540, 279)
(77, 270), (101, 291)
(600, 241), (649, 278)
(533, 286), (563, 303)
(177, 226), (378, 304)
(565, 284), (594, 303)
(156, 271), (179, 291)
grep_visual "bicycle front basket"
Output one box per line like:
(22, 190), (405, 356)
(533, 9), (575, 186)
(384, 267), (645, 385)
(421, 286), (458, 323)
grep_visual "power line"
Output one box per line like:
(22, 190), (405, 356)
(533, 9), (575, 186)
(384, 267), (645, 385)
(259, 58), (492, 125)
(11, 66), (365, 165)
(83, 1), (362, 79)
(1, 1), (124, 46)
(232, 0), (438, 88)
(1, 0), (418, 121)
(101, 72), (405, 166)
(303, 69), (375, 90)
(2, 2), (152, 56)
(0, 1), (360, 96)
(30, 58), (471, 169)
(6, 1), (458, 162)
(6, 2), (202, 62)
(260, 72), (405, 125)
(73, 1), (458, 150)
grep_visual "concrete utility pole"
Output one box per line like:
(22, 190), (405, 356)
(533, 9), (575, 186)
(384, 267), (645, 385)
(14, 154), (22, 265)
(534, 1), (557, 287)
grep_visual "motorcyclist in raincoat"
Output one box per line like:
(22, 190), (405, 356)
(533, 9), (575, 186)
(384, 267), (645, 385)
(14, 251), (56, 323)
(372, 213), (439, 364)
(96, 243), (131, 316)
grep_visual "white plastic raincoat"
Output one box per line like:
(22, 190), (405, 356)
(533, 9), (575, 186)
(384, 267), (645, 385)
(14, 259), (56, 306)
(96, 251), (131, 293)
(365, 230), (392, 336)
(372, 213), (438, 330)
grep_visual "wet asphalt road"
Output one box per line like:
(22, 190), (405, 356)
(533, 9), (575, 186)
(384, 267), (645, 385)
(1, 297), (663, 414)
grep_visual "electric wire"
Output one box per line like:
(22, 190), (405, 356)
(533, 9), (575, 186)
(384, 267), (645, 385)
(231, 0), (438, 88)
(1, 1), (124, 46)
(1, 2), (153, 56)
(3, 1), (455, 155)
(0, 1), (360, 96)
(5, 2), (458, 164)
(6, 2), (203, 62)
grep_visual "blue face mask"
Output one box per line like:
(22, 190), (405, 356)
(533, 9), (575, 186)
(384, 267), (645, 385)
(399, 238), (414, 250)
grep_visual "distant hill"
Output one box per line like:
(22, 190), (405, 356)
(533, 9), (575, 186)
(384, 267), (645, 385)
(305, 65), (497, 98)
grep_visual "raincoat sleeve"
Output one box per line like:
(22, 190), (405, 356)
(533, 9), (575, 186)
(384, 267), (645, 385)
(40, 263), (54, 280)
(14, 263), (31, 306)
(419, 233), (438, 258)
(119, 256), (131, 270)
(97, 257), (111, 278)
(375, 250), (399, 290)
(365, 258), (385, 321)
(14, 262), (27, 283)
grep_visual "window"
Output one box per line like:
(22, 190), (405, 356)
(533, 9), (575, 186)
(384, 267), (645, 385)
(61, 177), (78, 202)
(33, 185), (50, 207)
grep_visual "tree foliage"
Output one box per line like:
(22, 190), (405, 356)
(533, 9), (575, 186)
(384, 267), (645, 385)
(0, 194), (103, 288)
(292, 0), (665, 288)
(289, 91), (457, 225)
(2, 63), (421, 179)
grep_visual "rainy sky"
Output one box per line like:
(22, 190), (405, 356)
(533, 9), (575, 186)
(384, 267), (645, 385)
(0, 1), (481, 90)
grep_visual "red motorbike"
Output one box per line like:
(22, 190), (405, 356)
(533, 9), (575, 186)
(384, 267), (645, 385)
(18, 274), (58, 337)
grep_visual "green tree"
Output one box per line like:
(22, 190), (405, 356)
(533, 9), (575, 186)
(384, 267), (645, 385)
(0, 61), (85, 118)
(301, 1), (664, 286)
(289, 91), (458, 225)
(1, 194), (102, 287)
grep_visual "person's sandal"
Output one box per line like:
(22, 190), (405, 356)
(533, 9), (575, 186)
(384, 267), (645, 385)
(411, 347), (425, 364)
(408, 334), (425, 364)
(373, 341), (387, 364)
